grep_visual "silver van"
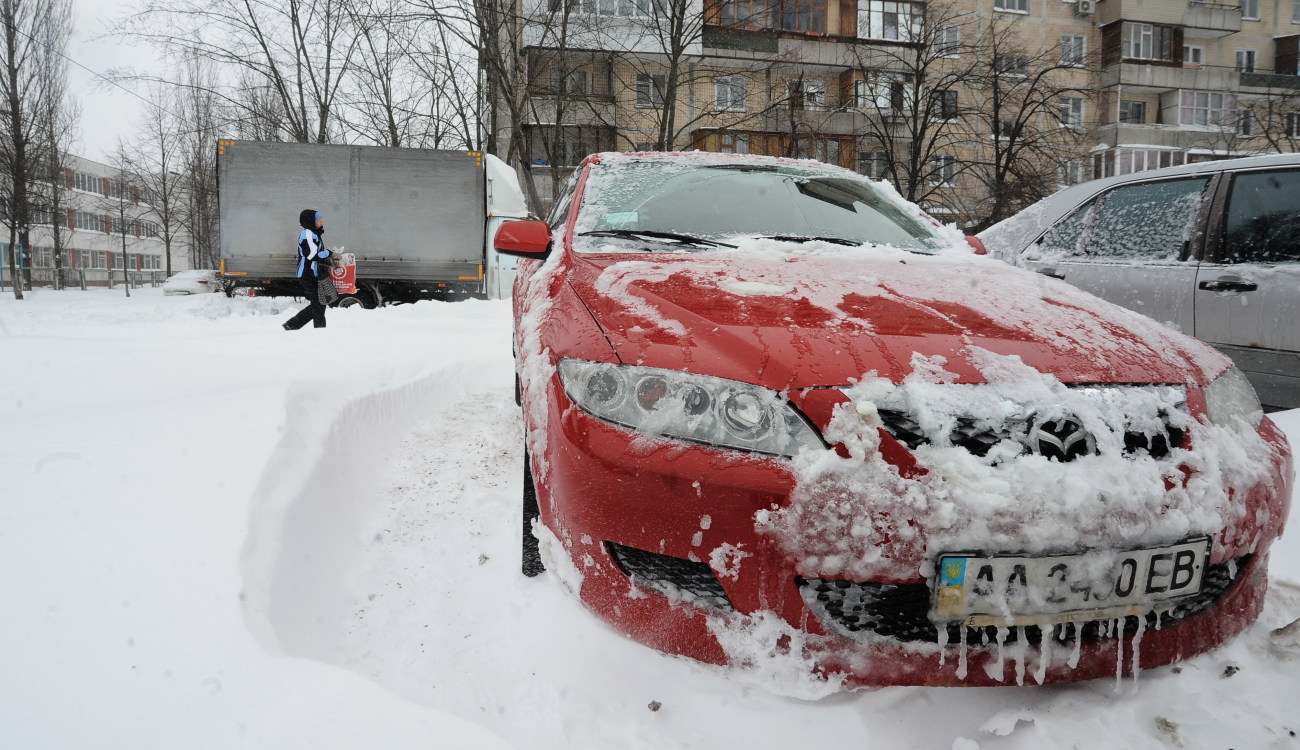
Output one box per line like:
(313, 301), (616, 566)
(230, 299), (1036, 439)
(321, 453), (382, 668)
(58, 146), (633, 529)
(980, 154), (1300, 410)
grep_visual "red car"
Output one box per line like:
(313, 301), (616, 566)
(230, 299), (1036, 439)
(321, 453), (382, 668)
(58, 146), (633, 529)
(496, 152), (1293, 687)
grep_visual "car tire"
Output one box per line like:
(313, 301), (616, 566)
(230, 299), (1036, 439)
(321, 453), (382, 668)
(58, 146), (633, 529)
(522, 449), (545, 578)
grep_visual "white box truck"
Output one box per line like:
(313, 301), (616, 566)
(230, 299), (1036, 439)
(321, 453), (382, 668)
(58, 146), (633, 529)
(217, 140), (529, 304)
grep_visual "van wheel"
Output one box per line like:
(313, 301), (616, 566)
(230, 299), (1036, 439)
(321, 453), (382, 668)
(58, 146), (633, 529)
(522, 449), (545, 577)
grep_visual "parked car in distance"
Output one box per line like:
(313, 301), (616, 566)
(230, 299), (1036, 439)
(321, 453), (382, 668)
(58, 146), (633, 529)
(979, 153), (1300, 410)
(497, 151), (1292, 689)
(163, 270), (223, 295)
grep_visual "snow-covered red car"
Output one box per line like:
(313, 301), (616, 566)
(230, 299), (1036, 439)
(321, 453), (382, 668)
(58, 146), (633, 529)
(496, 152), (1293, 688)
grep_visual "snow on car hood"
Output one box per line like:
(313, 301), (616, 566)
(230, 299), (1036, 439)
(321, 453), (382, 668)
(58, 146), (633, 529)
(568, 242), (1228, 391)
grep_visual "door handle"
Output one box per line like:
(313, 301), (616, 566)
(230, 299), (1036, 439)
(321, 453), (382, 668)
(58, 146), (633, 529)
(1198, 279), (1258, 293)
(1036, 268), (1066, 280)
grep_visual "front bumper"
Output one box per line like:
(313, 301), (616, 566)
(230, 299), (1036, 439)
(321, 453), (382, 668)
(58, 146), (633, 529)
(533, 377), (1293, 687)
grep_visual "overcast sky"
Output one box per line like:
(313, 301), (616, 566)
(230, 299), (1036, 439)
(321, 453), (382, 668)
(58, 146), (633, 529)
(67, 0), (161, 163)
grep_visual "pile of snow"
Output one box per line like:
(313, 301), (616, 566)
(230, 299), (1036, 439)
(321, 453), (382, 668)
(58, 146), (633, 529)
(2, 287), (1299, 750)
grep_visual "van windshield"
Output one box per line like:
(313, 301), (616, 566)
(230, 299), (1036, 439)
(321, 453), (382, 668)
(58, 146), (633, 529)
(573, 159), (939, 252)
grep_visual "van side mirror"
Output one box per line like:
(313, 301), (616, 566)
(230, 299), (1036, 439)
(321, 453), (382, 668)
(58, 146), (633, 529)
(964, 235), (988, 255)
(495, 220), (552, 258)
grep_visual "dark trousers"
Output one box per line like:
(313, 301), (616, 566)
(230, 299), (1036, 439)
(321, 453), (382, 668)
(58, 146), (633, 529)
(283, 277), (327, 329)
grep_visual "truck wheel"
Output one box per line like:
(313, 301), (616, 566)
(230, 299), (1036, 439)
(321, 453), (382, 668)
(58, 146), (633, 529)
(522, 449), (545, 578)
(336, 291), (377, 309)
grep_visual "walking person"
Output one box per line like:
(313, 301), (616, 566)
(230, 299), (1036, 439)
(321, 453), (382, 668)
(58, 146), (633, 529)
(283, 209), (333, 330)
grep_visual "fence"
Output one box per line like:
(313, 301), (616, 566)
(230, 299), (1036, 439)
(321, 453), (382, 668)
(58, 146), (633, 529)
(0, 266), (167, 292)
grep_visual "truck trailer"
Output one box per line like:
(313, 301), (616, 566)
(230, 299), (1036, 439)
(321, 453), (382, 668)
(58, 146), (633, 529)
(217, 140), (529, 304)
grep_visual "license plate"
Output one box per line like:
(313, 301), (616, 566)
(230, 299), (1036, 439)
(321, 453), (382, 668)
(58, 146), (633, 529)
(933, 538), (1211, 626)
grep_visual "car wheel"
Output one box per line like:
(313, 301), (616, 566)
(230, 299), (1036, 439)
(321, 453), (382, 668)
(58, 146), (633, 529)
(522, 449), (545, 578)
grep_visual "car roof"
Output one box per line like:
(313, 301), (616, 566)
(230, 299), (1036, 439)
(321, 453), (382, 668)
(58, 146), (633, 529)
(978, 152), (1300, 257)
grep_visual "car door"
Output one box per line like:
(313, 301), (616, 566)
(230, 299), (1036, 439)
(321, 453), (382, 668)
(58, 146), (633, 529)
(1196, 167), (1300, 409)
(1020, 176), (1213, 336)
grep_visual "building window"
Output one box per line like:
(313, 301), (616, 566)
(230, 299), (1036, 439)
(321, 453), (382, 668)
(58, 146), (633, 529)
(1184, 45), (1204, 66)
(577, 0), (658, 17)
(72, 171), (100, 194)
(719, 0), (771, 27)
(994, 55), (1029, 77)
(855, 76), (911, 111)
(935, 24), (960, 57)
(1123, 22), (1175, 62)
(1179, 90), (1238, 128)
(1053, 159), (1081, 186)
(1237, 108), (1254, 136)
(994, 0), (1028, 12)
(928, 154), (957, 185)
(1286, 111), (1300, 138)
(1236, 49), (1257, 73)
(781, 0), (827, 33)
(937, 89), (958, 119)
(858, 150), (890, 179)
(790, 136), (840, 163)
(1060, 34), (1086, 66)
(715, 76), (746, 111)
(549, 68), (590, 96)
(857, 1), (923, 42)
(1058, 97), (1084, 127)
(719, 133), (751, 153)
(1119, 100), (1146, 124)
(635, 73), (665, 108)
(1293, 0), (1300, 23)
(788, 78), (826, 109)
(1241, 0), (1260, 19)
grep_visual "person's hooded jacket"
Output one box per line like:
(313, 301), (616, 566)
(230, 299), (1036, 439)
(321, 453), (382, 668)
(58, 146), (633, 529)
(296, 209), (332, 279)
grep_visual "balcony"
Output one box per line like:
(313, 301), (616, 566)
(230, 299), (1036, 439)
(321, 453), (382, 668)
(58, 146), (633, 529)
(1239, 72), (1300, 92)
(1097, 1), (1241, 36)
(1183, 1), (1243, 36)
(1100, 61), (1237, 93)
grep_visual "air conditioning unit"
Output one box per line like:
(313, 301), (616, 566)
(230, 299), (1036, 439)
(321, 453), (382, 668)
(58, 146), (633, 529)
(1075, 0), (1096, 15)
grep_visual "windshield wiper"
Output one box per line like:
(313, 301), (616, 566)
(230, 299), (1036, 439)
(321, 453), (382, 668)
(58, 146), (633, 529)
(759, 234), (863, 247)
(579, 229), (736, 248)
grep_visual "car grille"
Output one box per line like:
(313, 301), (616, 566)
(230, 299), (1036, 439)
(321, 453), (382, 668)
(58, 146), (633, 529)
(877, 409), (1185, 462)
(607, 542), (735, 611)
(798, 556), (1244, 645)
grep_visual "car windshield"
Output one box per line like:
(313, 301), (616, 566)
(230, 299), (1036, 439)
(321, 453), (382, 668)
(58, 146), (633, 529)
(574, 159), (939, 252)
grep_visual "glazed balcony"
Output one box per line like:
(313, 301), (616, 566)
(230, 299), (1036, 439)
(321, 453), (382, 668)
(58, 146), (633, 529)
(1097, 0), (1241, 36)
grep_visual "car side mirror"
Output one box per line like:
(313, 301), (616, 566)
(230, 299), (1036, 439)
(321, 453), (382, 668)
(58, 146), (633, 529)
(495, 220), (552, 258)
(964, 235), (988, 255)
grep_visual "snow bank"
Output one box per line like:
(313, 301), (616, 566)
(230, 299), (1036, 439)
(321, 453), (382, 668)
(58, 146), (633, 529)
(2, 288), (1298, 750)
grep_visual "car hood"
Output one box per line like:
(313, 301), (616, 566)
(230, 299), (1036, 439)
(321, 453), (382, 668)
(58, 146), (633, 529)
(566, 249), (1227, 391)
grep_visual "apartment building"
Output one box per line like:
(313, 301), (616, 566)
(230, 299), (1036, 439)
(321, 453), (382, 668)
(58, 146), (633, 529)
(510, 0), (1300, 225)
(2, 153), (181, 289)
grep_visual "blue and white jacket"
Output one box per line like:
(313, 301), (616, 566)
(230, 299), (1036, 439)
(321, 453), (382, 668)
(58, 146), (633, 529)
(296, 228), (332, 279)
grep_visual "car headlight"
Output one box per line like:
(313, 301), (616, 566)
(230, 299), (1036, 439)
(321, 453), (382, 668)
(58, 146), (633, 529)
(557, 358), (824, 458)
(1204, 366), (1263, 429)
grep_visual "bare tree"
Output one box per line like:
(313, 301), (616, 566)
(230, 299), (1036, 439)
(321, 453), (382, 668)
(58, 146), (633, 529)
(963, 16), (1095, 231)
(182, 61), (223, 270)
(129, 83), (186, 277)
(1, 0), (72, 299)
(120, 0), (361, 143)
(842, 1), (978, 210)
(104, 142), (151, 297)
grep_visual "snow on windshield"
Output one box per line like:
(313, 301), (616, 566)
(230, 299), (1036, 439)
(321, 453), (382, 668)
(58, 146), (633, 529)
(574, 154), (953, 251)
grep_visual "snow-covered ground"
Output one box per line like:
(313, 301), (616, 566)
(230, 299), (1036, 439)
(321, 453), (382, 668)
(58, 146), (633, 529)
(2, 288), (1297, 750)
